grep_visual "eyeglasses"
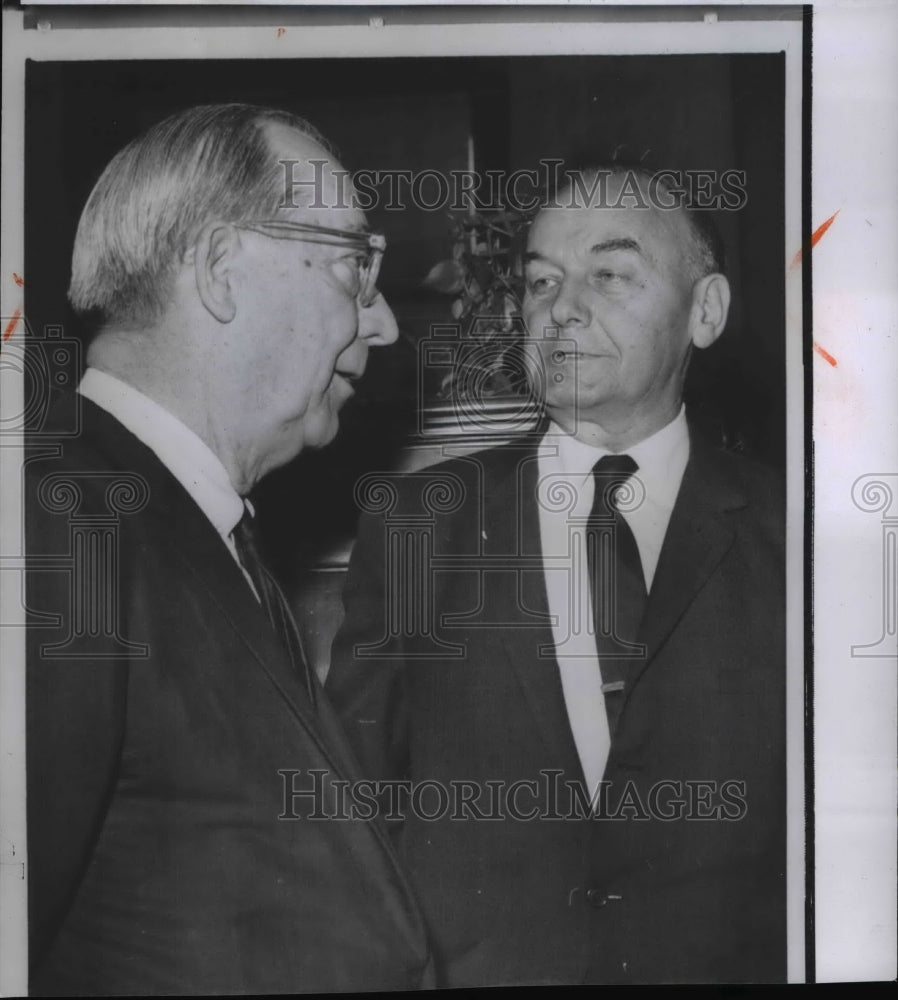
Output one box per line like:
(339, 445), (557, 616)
(234, 220), (386, 308)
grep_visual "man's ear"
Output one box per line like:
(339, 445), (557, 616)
(190, 222), (239, 324)
(688, 273), (731, 350)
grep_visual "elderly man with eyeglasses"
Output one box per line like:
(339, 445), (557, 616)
(25, 103), (432, 995)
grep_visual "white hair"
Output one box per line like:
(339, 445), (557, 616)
(68, 103), (336, 327)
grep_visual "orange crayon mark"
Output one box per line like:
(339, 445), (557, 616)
(813, 341), (838, 367)
(13, 273), (24, 287)
(3, 308), (22, 342)
(790, 210), (839, 269)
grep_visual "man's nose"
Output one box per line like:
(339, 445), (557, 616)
(358, 291), (399, 346)
(549, 277), (591, 328)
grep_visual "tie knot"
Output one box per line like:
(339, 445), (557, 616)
(233, 507), (264, 574)
(591, 453), (639, 514)
(593, 453), (638, 479)
(235, 507), (256, 540)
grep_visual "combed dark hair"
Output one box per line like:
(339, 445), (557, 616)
(554, 153), (727, 283)
(68, 103), (337, 327)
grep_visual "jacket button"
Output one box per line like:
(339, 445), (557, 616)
(586, 889), (622, 908)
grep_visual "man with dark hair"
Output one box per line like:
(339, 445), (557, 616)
(26, 103), (432, 994)
(328, 168), (786, 985)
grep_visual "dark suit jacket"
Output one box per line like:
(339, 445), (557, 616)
(26, 395), (433, 995)
(327, 427), (786, 986)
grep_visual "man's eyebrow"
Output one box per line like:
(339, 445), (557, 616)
(588, 237), (642, 256)
(522, 238), (644, 265)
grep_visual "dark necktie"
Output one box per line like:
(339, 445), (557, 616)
(586, 454), (647, 737)
(233, 509), (316, 707)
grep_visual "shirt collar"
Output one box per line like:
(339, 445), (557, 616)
(78, 367), (246, 539)
(545, 405), (690, 514)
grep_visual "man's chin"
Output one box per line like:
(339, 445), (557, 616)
(543, 387), (588, 417)
(299, 411), (342, 452)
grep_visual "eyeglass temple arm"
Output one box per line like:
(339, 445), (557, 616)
(239, 220), (385, 251)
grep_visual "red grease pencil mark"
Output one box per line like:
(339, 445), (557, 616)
(13, 273), (24, 287)
(789, 213), (841, 368)
(3, 308), (22, 342)
(790, 210), (840, 269)
(808, 211), (840, 250)
(813, 341), (838, 367)
(277, 27), (286, 38)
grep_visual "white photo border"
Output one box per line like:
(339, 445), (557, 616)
(2, 1), (895, 990)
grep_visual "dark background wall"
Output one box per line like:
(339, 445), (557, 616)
(25, 54), (784, 660)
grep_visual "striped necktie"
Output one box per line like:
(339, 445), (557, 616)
(233, 509), (316, 706)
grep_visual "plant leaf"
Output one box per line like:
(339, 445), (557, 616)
(421, 259), (465, 294)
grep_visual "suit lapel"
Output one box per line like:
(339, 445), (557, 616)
(486, 440), (584, 773)
(80, 398), (362, 782)
(625, 434), (747, 696)
(476, 429), (749, 769)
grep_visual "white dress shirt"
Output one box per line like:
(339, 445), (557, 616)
(78, 368), (256, 591)
(535, 406), (690, 795)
